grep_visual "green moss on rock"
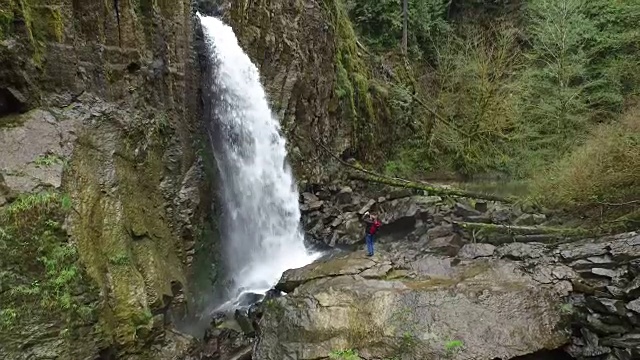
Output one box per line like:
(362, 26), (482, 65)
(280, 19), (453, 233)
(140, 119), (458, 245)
(0, 191), (102, 358)
(322, 0), (376, 159)
(66, 113), (188, 355)
(0, 0), (60, 63)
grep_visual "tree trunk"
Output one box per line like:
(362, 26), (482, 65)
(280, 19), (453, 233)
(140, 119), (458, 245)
(402, 0), (408, 54)
(348, 172), (514, 203)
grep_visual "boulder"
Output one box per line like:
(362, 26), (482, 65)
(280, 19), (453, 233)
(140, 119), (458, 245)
(474, 201), (488, 213)
(565, 328), (611, 358)
(489, 205), (515, 224)
(464, 214), (492, 223)
(386, 188), (412, 200)
(586, 297), (626, 316)
(514, 213), (547, 226)
(427, 234), (464, 256)
(301, 192), (319, 203)
(275, 254), (380, 293)
(337, 217), (363, 244)
(600, 334), (640, 350)
(255, 253), (569, 360)
(425, 224), (454, 240)
(626, 299), (640, 314)
(454, 202), (481, 218)
(625, 276), (640, 298)
(357, 199), (376, 215)
(591, 268), (620, 279)
(301, 200), (324, 213)
(329, 216), (343, 228)
(498, 242), (547, 260)
(202, 327), (251, 360)
(607, 232), (640, 260)
(0, 109), (72, 193)
(458, 243), (496, 259)
(335, 186), (353, 205)
(234, 309), (256, 337)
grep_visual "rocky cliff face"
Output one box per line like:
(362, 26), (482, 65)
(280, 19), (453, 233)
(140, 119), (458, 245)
(214, 0), (341, 182)
(215, 0), (386, 183)
(0, 1), (218, 358)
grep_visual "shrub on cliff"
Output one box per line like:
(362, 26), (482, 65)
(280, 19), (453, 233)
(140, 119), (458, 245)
(0, 191), (95, 331)
(532, 105), (640, 215)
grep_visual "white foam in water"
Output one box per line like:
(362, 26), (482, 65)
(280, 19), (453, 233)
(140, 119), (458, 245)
(198, 14), (321, 309)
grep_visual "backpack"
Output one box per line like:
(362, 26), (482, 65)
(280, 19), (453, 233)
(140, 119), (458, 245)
(369, 220), (381, 235)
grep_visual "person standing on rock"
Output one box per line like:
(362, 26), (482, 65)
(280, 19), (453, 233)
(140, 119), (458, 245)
(363, 212), (382, 256)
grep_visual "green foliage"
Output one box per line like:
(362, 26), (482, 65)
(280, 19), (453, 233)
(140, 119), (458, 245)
(400, 331), (418, 351)
(324, 0), (377, 158)
(329, 349), (361, 360)
(0, 0), (59, 64)
(109, 252), (132, 266)
(444, 339), (464, 356)
(584, 0), (640, 116)
(559, 303), (574, 315)
(531, 107), (640, 212)
(383, 140), (432, 178)
(35, 153), (65, 167)
(0, 5), (13, 39)
(345, 0), (449, 57)
(344, 0), (640, 204)
(0, 308), (18, 329)
(5, 191), (66, 225)
(0, 190), (94, 332)
(513, 0), (596, 172)
(428, 24), (521, 175)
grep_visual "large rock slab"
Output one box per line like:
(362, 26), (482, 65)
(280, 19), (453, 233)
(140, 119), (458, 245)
(256, 253), (569, 360)
(275, 255), (391, 293)
(0, 109), (75, 193)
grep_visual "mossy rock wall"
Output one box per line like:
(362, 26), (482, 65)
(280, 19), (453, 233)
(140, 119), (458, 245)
(0, 0), (218, 358)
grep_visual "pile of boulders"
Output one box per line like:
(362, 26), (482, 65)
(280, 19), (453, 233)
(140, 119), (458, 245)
(556, 232), (640, 359)
(299, 181), (549, 253)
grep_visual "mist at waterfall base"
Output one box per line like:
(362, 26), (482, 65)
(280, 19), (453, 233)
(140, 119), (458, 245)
(198, 14), (321, 312)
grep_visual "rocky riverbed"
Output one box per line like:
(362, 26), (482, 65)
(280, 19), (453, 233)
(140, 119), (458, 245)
(196, 182), (640, 360)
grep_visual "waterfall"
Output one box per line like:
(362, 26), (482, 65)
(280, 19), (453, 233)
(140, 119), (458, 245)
(198, 14), (320, 309)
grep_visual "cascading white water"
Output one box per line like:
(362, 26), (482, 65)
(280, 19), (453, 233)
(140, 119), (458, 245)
(198, 14), (320, 308)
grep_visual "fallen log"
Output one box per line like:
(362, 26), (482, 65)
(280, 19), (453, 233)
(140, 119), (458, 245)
(453, 221), (590, 236)
(481, 233), (570, 245)
(348, 172), (515, 203)
(452, 221), (591, 245)
(453, 221), (589, 235)
(229, 346), (252, 360)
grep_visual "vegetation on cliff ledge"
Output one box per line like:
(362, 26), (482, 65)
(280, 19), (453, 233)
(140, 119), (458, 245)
(0, 0), (64, 64)
(0, 191), (99, 351)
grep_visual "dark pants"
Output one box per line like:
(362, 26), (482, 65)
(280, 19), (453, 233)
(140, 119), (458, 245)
(365, 233), (375, 256)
